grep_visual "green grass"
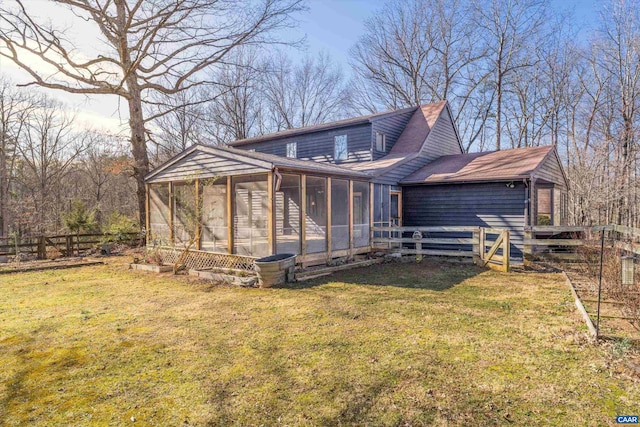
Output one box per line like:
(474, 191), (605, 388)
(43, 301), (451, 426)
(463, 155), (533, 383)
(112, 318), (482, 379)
(0, 259), (638, 426)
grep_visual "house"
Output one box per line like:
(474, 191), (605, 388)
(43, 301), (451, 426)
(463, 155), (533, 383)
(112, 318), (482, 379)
(145, 101), (569, 265)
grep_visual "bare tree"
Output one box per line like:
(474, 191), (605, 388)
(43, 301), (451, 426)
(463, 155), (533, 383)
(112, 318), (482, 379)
(0, 76), (35, 236)
(14, 96), (85, 233)
(205, 49), (267, 143)
(150, 90), (208, 162)
(475, 0), (550, 150)
(592, 0), (640, 226)
(350, 0), (490, 150)
(0, 0), (305, 226)
(262, 51), (351, 130)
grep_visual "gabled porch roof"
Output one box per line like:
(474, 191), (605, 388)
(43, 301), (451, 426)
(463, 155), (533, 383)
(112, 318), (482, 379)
(146, 144), (371, 183)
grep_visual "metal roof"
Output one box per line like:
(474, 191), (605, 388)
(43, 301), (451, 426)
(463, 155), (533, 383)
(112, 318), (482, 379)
(400, 145), (556, 184)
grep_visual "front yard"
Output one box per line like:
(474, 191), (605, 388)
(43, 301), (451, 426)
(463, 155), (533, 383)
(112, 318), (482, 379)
(1, 259), (638, 425)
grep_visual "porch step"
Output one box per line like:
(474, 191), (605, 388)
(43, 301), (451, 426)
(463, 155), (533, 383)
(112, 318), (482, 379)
(294, 258), (384, 282)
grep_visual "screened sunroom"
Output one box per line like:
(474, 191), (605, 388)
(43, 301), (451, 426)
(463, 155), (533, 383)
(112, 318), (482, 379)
(145, 145), (374, 266)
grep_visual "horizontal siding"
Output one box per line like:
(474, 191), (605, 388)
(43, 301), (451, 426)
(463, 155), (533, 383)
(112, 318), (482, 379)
(148, 150), (268, 183)
(535, 151), (567, 189)
(371, 111), (415, 160)
(376, 106), (462, 185)
(421, 107), (462, 160)
(402, 182), (526, 259)
(237, 123), (373, 164)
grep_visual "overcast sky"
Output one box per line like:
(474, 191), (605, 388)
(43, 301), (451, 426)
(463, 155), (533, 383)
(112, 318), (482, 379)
(0, 0), (599, 136)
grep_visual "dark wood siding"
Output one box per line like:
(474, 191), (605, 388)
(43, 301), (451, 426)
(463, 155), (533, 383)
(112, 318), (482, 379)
(421, 107), (462, 159)
(236, 123), (373, 164)
(371, 110), (415, 160)
(376, 107), (462, 184)
(402, 182), (526, 260)
(535, 152), (567, 190)
(148, 149), (269, 183)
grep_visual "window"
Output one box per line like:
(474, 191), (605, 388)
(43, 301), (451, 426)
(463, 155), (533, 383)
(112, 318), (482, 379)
(536, 187), (553, 226)
(286, 142), (297, 158)
(375, 132), (386, 152)
(334, 135), (348, 161)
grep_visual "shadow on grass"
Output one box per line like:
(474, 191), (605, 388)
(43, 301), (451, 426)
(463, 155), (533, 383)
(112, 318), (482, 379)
(286, 260), (486, 291)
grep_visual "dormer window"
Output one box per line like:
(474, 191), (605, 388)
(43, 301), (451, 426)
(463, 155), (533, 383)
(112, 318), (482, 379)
(286, 142), (297, 158)
(375, 132), (386, 152)
(334, 135), (348, 161)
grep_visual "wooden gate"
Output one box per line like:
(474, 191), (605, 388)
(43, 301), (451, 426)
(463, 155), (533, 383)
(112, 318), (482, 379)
(479, 228), (510, 272)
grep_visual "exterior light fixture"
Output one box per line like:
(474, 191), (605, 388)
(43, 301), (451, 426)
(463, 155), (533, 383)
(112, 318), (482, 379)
(506, 181), (515, 188)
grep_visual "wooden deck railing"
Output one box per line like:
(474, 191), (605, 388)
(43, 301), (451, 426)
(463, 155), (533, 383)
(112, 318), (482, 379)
(0, 232), (142, 258)
(372, 226), (510, 272)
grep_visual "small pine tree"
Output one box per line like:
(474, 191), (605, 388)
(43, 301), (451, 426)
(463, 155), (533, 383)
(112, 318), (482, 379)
(63, 200), (97, 256)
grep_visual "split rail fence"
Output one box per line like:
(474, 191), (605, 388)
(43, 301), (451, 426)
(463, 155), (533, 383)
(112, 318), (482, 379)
(524, 225), (640, 262)
(372, 226), (511, 272)
(0, 232), (141, 259)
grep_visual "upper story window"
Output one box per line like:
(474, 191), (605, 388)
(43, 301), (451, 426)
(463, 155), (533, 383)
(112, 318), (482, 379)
(334, 135), (348, 161)
(375, 132), (386, 152)
(286, 142), (297, 158)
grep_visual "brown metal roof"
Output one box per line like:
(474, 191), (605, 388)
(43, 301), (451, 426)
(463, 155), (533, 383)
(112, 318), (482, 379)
(389, 100), (447, 154)
(400, 145), (555, 184)
(228, 106), (418, 147)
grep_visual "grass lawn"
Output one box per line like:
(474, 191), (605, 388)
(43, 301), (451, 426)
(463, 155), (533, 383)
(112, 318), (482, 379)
(1, 259), (638, 426)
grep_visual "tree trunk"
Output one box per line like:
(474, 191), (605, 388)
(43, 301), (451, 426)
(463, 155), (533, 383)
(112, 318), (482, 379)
(126, 82), (149, 228)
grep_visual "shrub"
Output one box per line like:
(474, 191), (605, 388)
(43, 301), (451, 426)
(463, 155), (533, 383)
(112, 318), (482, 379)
(102, 213), (139, 243)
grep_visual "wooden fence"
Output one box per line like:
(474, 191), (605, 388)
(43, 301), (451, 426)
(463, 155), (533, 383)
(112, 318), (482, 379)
(372, 226), (511, 272)
(524, 224), (640, 262)
(0, 232), (141, 259)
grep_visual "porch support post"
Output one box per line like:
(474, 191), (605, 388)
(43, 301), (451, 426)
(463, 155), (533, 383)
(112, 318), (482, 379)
(267, 171), (275, 255)
(227, 176), (233, 254)
(195, 179), (201, 250)
(326, 177), (332, 261)
(348, 180), (354, 258)
(369, 182), (374, 248)
(530, 178), (537, 226)
(145, 183), (150, 244)
(301, 174), (307, 256)
(168, 182), (174, 245)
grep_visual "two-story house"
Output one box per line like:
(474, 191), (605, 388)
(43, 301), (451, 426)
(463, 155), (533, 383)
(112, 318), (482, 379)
(145, 101), (568, 265)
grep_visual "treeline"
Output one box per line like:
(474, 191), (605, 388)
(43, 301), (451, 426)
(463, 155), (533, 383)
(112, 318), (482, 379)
(0, 80), (137, 236)
(2, 0), (640, 236)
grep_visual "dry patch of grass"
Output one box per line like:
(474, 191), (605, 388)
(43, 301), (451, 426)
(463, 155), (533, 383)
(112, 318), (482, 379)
(0, 259), (638, 426)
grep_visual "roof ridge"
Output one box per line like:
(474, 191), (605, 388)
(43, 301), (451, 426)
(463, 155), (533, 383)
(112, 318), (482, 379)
(228, 105), (420, 147)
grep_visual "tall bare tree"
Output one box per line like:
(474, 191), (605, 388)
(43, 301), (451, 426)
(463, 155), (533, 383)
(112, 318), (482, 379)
(262, 52), (351, 130)
(205, 49), (267, 143)
(475, 0), (550, 150)
(15, 96), (85, 233)
(0, 0), (305, 225)
(0, 76), (35, 236)
(350, 0), (490, 150)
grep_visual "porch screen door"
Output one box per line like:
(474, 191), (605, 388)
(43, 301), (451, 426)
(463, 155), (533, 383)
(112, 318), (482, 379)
(390, 191), (402, 226)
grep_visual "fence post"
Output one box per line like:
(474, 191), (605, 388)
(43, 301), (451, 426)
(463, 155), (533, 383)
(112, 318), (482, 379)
(416, 241), (422, 262)
(38, 236), (46, 260)
(65, 235), (72, 257)
(479, 227), (485, 263)
(523, 229), (532, 267)
(472, 227), (481, 265)
(502, 230), (510, 272)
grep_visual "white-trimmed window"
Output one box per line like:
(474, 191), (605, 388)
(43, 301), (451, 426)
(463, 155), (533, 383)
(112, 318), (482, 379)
(334, 135), (348, 161)
(286, 142), (297, 158)
(375, 132), (386, 152)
